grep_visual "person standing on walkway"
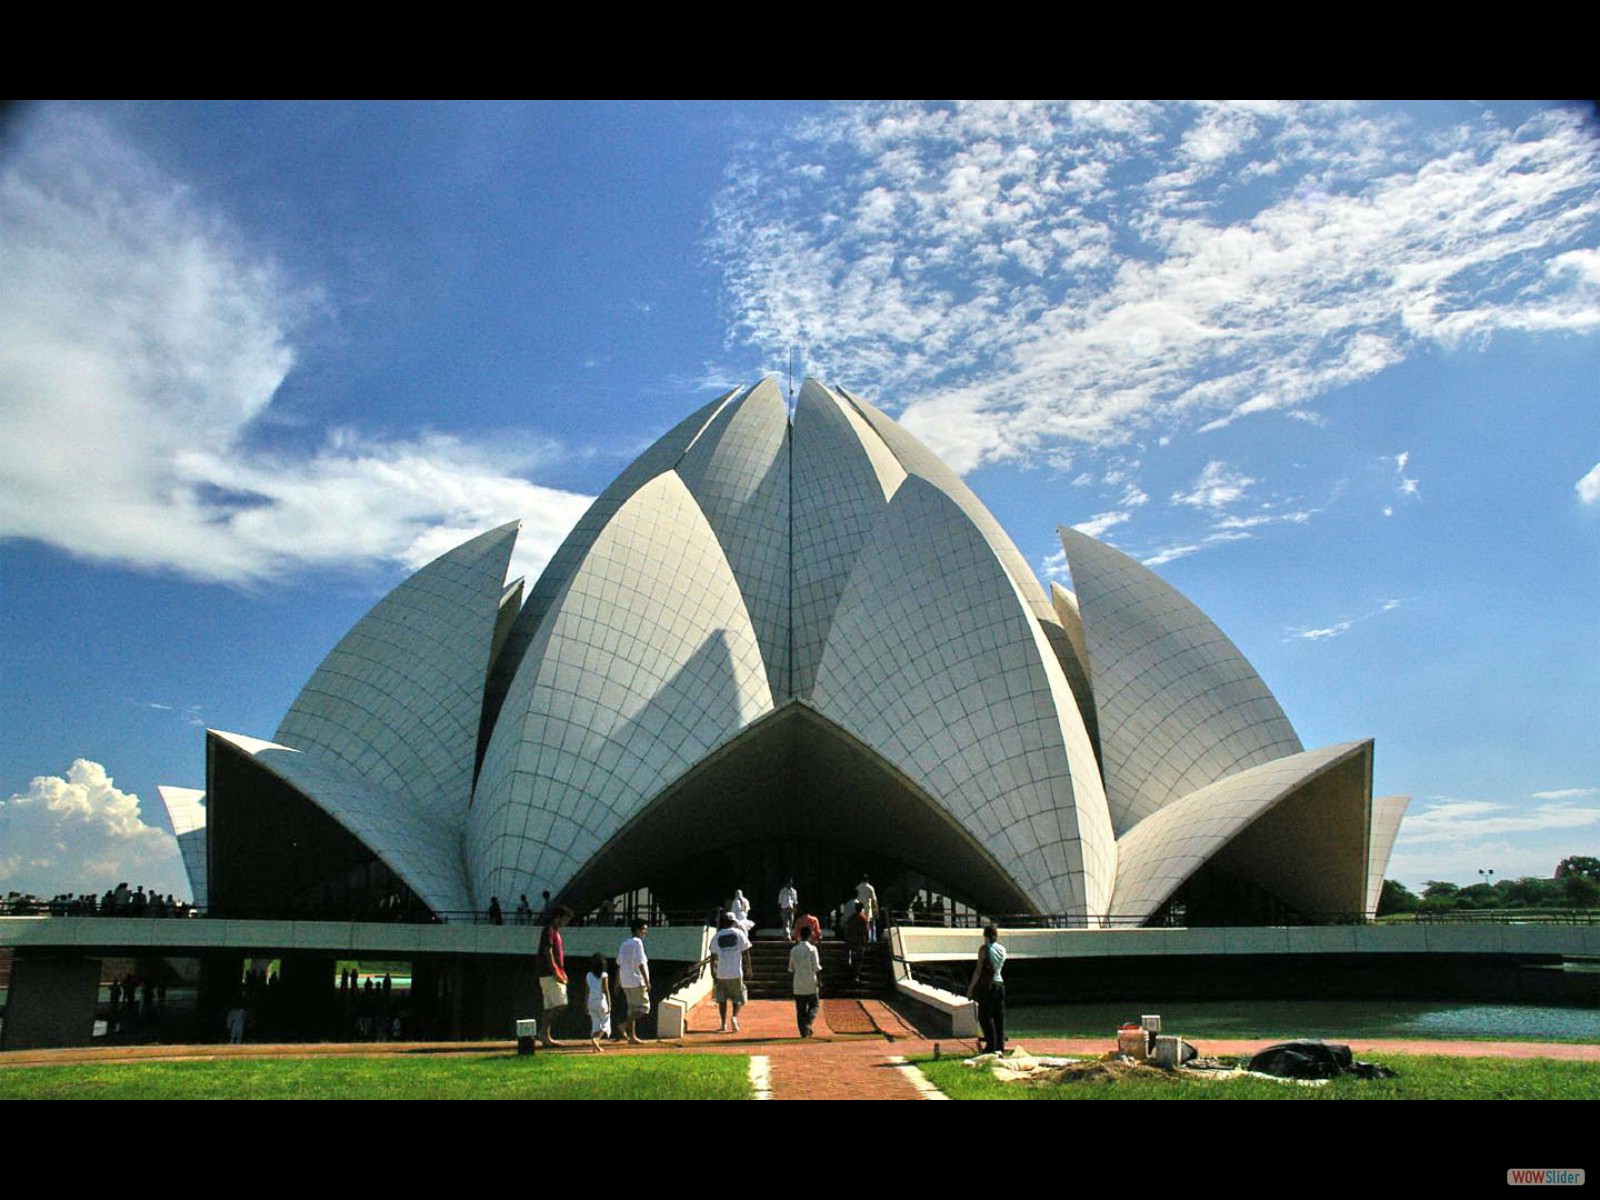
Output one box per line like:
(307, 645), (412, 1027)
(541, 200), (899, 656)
(710, 912), (752, 1033)
(778, 879), (798, 940)
(966, 923), (1008, 1056)
(788, 922), (822, 1038)
(794, 910), (822, 946)
(730, 889), (755, 933)
(855, 875), (879, 943)
(537, 904), (572, 1048)
(616, 919), (652, 1044)
(585, 952), (611, 1053)
(845, 901), (869, 978)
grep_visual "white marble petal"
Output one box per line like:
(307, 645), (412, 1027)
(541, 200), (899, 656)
(813, 476), (1115, 918)
(210, 730), (474, 917)
(469, 471), (773, 908)
(1365, 794), (1411, 916)
(1059, 526), (1304, 836)
(1112, 742), (1372, 921)
(275, 521), (518, 825)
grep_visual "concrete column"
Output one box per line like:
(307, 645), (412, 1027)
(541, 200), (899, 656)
(1, 955), (101, 1050)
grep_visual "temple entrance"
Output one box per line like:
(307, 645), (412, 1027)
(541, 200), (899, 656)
(555, 703), (1037, 921)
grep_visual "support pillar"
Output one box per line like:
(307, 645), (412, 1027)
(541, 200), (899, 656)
(1, 955), (101, 1050)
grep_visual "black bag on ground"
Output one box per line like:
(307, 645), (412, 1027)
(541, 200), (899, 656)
(1248, 1039), (1354, 1079)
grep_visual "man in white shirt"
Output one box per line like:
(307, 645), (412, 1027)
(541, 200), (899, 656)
(709, 912), (752, 1033)
(616, 919), (651, 1044)
(788, 923), (822, 1038)
(778, 879), (798, 940)
(856, 875), (879, 943)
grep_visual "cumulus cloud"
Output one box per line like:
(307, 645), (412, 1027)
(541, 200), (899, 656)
(713, 101), (1600, 474)
(0, 760), (187, 897)
(0, 108), (593, 587)
(1577, 462), (1600, 504)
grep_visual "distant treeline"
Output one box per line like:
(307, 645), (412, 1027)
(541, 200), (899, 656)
(1379, 856), (1600, 915)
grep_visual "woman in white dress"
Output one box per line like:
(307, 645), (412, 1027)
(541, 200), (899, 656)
(730, 890), (755, 933)
(585, 952), (611, 1053)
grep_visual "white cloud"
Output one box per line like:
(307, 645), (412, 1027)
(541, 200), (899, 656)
(1040, 547), (1069, 583)
(1142, 543), (1202, 567)
(714, 102), (1600, 474)
(1531, 787), (1598, 801)
(1172, 461), (1255, 510)
(1386, 840), (1579, 888)
(1072, 510), (1132, 538)
(0, 760), (187, 897)
(1384, 793), (1600, 889)
(1398, 797), (1600, 842)
(1287, 596), (1405, 642)
(1292, 620), (1354, 641)
(0, 108), (593, 586)
(1577, 462), (1600, 504)
(1385, 450), (1421, 502)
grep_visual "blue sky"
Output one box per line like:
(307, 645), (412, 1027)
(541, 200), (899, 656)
(2, 100), (1596, 898)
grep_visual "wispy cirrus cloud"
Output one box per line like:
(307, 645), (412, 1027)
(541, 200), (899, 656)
(1171, 460), (1256, 510)
(1288, 596), (1408, 642)
(713, 101), (1600, 478)
(0, 108), (592, 587)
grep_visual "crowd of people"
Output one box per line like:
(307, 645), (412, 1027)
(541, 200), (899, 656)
(2, 884), (195, 918)
(103, 971), (169, 1033)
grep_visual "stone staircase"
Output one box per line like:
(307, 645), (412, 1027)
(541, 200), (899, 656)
(745, 935), (893, 1000)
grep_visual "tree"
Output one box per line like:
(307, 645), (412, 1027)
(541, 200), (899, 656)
(1561, 873), (1600, 908)
(1377, 879), (1420, 915)
(1555, 856), (1600, 883)
(1499, 876), (1559, 908)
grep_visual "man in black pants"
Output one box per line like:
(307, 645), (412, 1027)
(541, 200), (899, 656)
(966, 924), (1008, 1055)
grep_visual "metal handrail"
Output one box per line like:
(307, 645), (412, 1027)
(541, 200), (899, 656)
(887, 910), (1382, 929)
(889, 953), (969, 997)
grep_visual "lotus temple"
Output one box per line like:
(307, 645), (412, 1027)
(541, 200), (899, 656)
(170, 377), (1408, 929)
(18, 378), (1600, 1051)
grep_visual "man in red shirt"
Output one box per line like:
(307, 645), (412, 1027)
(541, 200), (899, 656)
(537, 904), (572, 1047)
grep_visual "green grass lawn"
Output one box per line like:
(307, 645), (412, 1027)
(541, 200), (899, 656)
(0, 1052), (750, 1100)
(918, 1053), (1600, 1100)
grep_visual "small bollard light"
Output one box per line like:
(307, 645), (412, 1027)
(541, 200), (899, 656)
(516, 1018), (538, 1055)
